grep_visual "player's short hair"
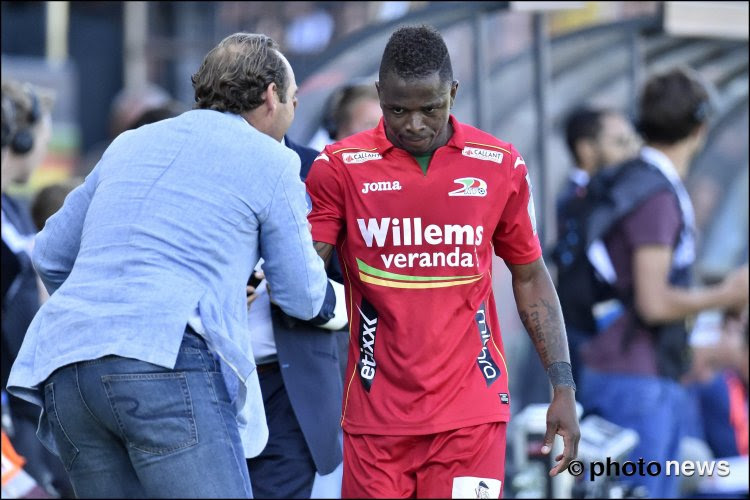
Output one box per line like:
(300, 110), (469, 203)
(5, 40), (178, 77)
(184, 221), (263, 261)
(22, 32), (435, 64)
(192, 33), (289, 114)
(379, 25), (453, 84)
(564, 106), (611, 164)
(637, 67), (712, 145)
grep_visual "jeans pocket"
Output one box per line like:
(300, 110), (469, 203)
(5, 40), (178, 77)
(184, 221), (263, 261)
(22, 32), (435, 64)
(43, 383), (80, 471)
(102, 372), (198, 455)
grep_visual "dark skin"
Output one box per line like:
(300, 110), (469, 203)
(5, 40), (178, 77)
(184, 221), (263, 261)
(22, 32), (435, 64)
(313, 70), (579, 476)
(376, 70), (457, 156)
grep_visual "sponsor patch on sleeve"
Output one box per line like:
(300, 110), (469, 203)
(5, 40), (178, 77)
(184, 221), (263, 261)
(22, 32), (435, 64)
(462, 147), (504, 164)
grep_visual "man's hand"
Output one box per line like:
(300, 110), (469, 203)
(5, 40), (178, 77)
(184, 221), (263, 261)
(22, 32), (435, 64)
(542, 386), (580, 476)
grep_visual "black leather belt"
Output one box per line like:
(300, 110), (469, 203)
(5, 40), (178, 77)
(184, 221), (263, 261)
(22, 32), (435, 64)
(256, 362), (280, 375)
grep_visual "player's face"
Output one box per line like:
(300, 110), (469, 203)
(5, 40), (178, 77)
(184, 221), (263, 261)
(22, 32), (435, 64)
(377, 71), (457, 156)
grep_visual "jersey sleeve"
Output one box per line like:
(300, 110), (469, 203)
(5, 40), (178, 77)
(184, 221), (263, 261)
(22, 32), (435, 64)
(492, 146), (543, 264)
(305, 150), (345, 246)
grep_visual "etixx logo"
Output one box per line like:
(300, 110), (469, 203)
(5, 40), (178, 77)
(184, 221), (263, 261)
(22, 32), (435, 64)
(449, 177), (487, 197)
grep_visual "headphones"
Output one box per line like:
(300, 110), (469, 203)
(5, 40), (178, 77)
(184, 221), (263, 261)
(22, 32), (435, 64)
(1, 96), (16, 149)
(11, 87), (41, 155)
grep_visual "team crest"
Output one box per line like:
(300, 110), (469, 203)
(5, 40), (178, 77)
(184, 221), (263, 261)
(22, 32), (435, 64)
(449, 177), (487, 197)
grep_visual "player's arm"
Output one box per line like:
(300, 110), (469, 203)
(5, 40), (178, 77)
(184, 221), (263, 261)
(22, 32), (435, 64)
(508, 256), (580, 476)
(314, 241), (335, 268)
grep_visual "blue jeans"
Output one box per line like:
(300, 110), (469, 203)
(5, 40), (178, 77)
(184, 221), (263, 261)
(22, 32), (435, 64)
(42, 329), (252, 498)
(578, 368), (687, 498)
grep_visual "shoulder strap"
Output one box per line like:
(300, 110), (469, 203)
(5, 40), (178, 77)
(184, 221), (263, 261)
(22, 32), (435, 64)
(585, 158), (673, 248)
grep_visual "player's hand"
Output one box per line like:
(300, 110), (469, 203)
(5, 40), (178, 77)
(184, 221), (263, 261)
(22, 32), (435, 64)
(542, 386), (580, 476)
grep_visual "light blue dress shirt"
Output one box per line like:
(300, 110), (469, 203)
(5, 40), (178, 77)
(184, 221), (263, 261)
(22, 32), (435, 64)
(7, 109), (329, 458)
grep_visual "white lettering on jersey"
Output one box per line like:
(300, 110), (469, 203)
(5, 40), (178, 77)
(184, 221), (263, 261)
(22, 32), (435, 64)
(514, 156), (525, 169)
(357, 218), (391, 247)
(357, 218), (483, 248)
(361, 180), (402, 194)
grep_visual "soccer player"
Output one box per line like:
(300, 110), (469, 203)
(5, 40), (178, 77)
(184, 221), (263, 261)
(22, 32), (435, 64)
(305, 25), (580, 498)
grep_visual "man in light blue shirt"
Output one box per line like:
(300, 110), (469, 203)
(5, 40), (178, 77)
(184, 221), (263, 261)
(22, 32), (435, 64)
(7, 33), (334, 498)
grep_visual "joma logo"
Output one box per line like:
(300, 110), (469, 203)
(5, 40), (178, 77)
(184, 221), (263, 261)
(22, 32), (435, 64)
(362, 180), (402, 194)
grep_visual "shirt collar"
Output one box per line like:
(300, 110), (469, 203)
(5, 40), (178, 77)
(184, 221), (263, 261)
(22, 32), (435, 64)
(640, 145), (681, 185)
(569, 168), (590, 187)
(371, 114), (465, 154)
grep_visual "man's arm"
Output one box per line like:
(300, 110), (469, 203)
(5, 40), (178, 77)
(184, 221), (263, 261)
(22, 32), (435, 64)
(509, 256), (580, 476)
(633, 246), (748, 323)
(32, 166), (99, 294)
(259, 154), (329, 321)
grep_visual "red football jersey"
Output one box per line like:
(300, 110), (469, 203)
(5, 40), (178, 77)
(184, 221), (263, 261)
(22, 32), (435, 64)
(306, 116), (541, 435)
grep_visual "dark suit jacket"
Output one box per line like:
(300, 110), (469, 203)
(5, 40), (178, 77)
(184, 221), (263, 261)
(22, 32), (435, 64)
(2, 194), (43, 420)
(268, 136), (343, 474)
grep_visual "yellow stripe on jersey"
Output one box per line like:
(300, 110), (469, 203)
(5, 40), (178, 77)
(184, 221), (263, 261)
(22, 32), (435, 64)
(464, 141), (511, 154)
(356, 258), (482, 282)
(340, 256), (357, 427)
(332, 146), (379, 154)
(359, 272), (482, 288)
(491, 337), (510, 388)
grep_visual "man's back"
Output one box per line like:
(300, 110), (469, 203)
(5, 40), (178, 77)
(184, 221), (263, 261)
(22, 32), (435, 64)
(10, 109), (327, 405)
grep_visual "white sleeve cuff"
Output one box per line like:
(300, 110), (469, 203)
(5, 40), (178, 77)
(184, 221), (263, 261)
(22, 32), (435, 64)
(319, 279), (348, 330)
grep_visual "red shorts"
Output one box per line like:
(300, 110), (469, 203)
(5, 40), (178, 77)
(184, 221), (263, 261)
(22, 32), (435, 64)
(342, 421), (507, 498)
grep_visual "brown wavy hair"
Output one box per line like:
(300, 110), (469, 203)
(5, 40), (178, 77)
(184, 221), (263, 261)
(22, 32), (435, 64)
(637, 67), (711, 145)
(191, 33), (289, 114)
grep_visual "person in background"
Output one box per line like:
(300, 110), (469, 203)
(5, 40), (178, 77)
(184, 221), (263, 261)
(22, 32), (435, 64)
(685, 307), (748, 459)
(327, 83), (382, 143)
(308, 81), (382, 153)
(1, 79), (73, 499)
(578, 67), (749, 498)
(554, 106), (640, 384)
(6, 33), (334, 498)
(30, 179), (83, 233)
(77, 83), (184, 175)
